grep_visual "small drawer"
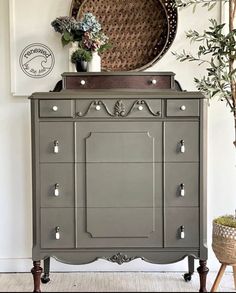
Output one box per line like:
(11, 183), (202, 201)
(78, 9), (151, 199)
(39, 100), (74, 118)
(165, 163), (199, 207)
(76, 99), (162, 119)
(166, 100), (199, 117)
(165, 208), (199, 248)
(64, 75), (173, 90)
(39, 122), (74, 163)
(41, 208), (75, 249)
(164, 122), (199, 162)
(40, 164), (74, 208)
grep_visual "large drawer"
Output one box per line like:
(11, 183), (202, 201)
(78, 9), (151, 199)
(39, 100), (74, 118)
(77, 208), (163, 248)
(76, 121), (162, 163)
(64, 74), (173, 90)
(166, 99), (199, 117)
(165, 208), (199, 248)
(76, 99), (162, 119)
(41, 208), (75, 249)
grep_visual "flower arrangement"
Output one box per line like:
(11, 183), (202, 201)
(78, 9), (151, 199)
(51, 13), (111, 54)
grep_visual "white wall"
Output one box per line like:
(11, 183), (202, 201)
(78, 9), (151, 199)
(0, 0), (235, 273)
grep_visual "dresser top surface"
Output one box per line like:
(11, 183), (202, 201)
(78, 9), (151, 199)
(62, 71), (175, 77)
(29, 90), (205, 100)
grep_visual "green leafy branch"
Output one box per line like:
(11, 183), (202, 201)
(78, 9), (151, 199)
(174, 0), (228, 12)
(173, 19), (236, 111)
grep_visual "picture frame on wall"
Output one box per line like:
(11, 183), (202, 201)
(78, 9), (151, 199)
(9, 0), (70, 96)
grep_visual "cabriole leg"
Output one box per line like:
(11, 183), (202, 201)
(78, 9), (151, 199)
(197, 260), (209, 292)
(31, 261), (42, 292)
(233, 265), (236, 290)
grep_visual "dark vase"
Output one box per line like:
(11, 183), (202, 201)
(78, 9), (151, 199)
(75, 60), (88, 72)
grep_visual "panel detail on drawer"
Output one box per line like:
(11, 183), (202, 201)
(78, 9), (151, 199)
(76, 99), (162, 118)
(165, 163), (199, 207)
(166, 100), (199, 117)
(87, 208), (154, 238)
(165, 208), (199, 248)
(39, 122), (74, 162)
(77, 208), (163, 248)
(85, 163), (162, 208)
(65, 75), (172, 90)
(40, 164), (74, 208)
(41, 208), (75, 249)
(164, 122), (199, 162)
(39, 100), (74, 118)
(76, 121), (162, 163)
(86, 132), (154, 163)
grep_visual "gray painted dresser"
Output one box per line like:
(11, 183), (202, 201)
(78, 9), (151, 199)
(29, 72), (209, 292)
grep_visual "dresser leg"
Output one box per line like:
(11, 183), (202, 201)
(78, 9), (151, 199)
(184, 256), (195, 282)
(31, 261), (42, 292)
(41, 257), (50, 284)
(233, 265), (236, 290)
(197, 260), (209, 292)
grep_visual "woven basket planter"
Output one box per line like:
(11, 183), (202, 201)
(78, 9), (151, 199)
(212, 221), (236, 264)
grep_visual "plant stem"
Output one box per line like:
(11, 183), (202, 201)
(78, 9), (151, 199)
(229, 0), (236, 146)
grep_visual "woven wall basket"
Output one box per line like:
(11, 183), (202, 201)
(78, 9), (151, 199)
(212, 222), (236, 264)
(70, 0), (178, 71)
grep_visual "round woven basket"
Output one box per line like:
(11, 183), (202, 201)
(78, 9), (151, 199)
(70, 0), (178, 71)
(212, 221), (236, 264)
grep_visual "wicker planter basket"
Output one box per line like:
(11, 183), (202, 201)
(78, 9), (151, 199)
(212, 221), (236, 264)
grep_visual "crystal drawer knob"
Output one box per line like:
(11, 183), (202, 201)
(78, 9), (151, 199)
(180, 140), (185, 153)
(180, 183), (185, 197)
(55, 227), (60, 240)
(180, 226), (185, 239)
(95, 105), (101, 111)
(151, 79), (157, 85)
(138, 105), (143, 111)
(53, 140), (59, 154)
(52, 106), (58, 112)
(80, 80), (86, 85)
(180, 105), (186, 111)
(54, 184), (59, 197)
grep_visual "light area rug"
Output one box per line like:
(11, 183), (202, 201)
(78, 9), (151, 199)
(0, 272), (235, 292)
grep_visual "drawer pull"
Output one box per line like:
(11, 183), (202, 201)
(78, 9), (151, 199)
(151, 79), (157, 85)
(53, 140), (59, 154)
(95, 105), (101, 111)
(80, 80), (86, 85)
(55, 227), (60, 240)
(138, 105), (144, 111)
(180, 226), (185, 239)
(180, 140), (185, 153)
(180, 105), (186, 111)
(180, 183), (185, 197)
(52, 106), (58, 112)
(54, 184), (59, 197)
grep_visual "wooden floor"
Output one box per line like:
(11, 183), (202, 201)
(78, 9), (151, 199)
(0, 272), (235, 292)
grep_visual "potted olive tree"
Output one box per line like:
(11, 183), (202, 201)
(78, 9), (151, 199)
(173, 0), (236, 290)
